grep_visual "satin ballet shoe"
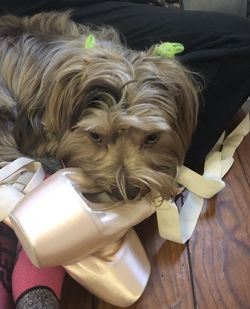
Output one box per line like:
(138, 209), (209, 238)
(64, 228), (151, 307)
(1, 157), (152, 306)
(9, 168), (155, 267)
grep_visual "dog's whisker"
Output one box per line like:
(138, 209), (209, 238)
(115, 166), (128, 200)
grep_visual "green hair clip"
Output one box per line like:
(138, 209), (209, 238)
(153, 42), (184, 58)
(84, 34), (96, 49)
(84, 35), (183, 58)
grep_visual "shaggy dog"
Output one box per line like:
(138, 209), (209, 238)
(0, 12), (199, 201)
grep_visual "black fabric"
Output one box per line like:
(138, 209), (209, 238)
(1, 1), (250, 171)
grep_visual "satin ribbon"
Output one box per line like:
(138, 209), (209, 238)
(156, 113), (250, 243)
(0, 157), (45, 223)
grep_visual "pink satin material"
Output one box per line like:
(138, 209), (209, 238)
(10, 168), (154, 267)
(65, 229), (151, 307)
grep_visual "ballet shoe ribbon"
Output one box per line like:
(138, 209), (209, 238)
(156, 113), (250, 243)
(0, 157), (45, 223)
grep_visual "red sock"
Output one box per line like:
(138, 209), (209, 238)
(12, 247), (65, 308)
(0, 222), (17, 309)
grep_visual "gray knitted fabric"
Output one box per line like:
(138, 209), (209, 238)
(16, 287), (59, 309)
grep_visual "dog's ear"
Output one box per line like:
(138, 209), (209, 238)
(129, 49), (200, 164)
(14, 104), (45, 154)
(169, 61), (200, 152)
(160, 56), (199, 145)
(158, 59), (200, 162)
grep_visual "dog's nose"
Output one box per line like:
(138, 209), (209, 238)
(111, 186), (141, 201)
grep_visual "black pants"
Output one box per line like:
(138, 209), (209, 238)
(1, 1), (250, 170)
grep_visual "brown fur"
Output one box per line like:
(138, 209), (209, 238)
(0, 12), (199, 201)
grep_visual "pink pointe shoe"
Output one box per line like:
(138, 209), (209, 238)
(9, 168), (155, 266)
(8, 167), (155, 306)
(65, 228), (151, 307)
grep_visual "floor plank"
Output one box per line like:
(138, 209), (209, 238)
(188, 152), (250, 309)
(237, 133), (250, 185)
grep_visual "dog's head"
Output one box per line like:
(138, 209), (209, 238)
(10, 13), (199, 201)
(43, 45), (198, 201)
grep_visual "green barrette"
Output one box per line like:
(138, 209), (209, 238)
(153, 42), (184, 58)
(84, 34), (96, 49)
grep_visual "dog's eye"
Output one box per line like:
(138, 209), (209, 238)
(144, 133), (160, 145)
(88, 132), (103, 143)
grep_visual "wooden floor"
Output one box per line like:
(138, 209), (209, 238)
(61, 131), (250, 309)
